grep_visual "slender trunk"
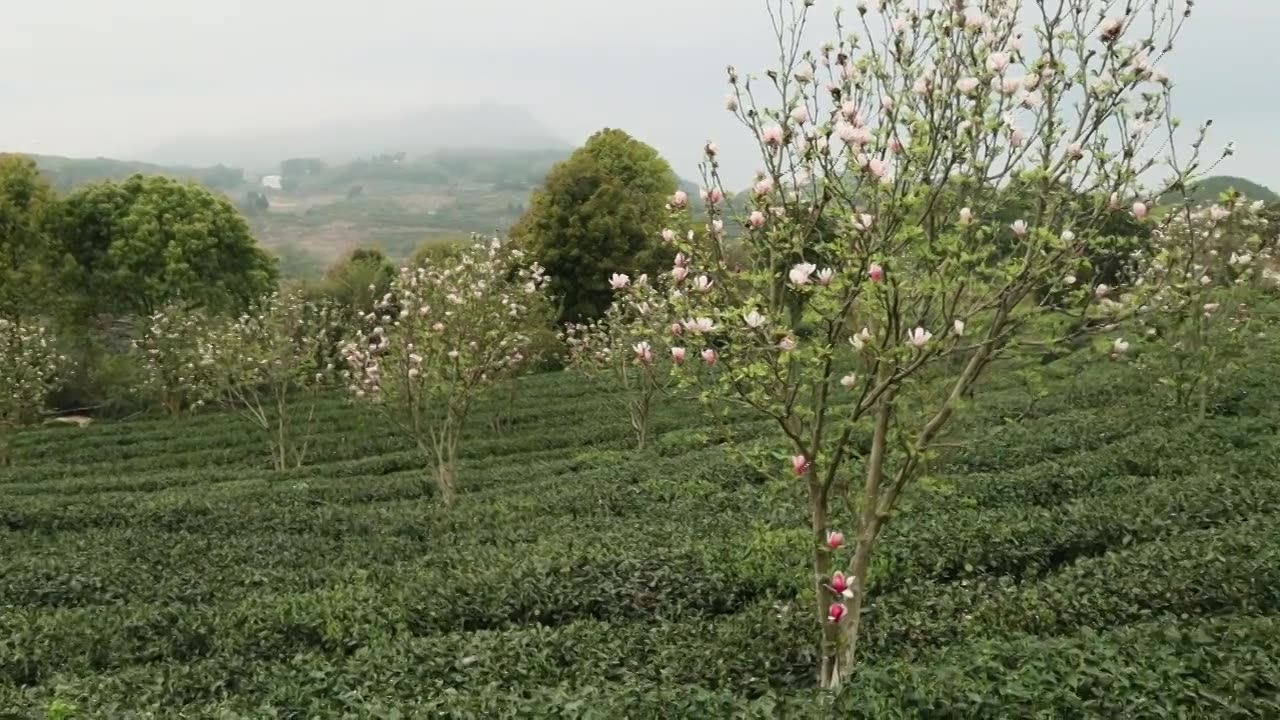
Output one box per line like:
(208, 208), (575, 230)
(809, 478), (840, 687)
(436, 430), (459, 506)
(827, 392), (893, 689)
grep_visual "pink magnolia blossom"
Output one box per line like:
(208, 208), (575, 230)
(959, 207), (974, 224)
(826, 530), (845, 550)
(1094, 284), (1110, 298)
(1099, 16), (1124, 40)
(1011, 220), (1028, 238)
(684, 317), (716, 334)
(963, 8), (987, 31)
(704, 187), (724, 204)
(850, 327), (873, 351)
(816, 268), (835, 286)
(841, 100), (859, 120)
(672, 266), (689, 283)
(889, 137), (904, 154)
(881, 96), (894, 112)
(754, 177), (775, 196)
(671, 190), (689, 209)
(789, 262), (817, 287)
(761, 126), (785, 147)
(830, 571), (854, 598)
(1132, 202), (1149, 220)
(828, 603), (848, 623)
(791, 454), (811, 476)
(701, 348), (718, 365)
(840, 373), (858, 389)
(432, 322), (446, 332)
(633, 342), (654, 364)
(853, 213), (875, 232)
(704, 141), (719, 157)
(670, 323), (684, 337)
(953, 319), (966, 337)
(1010, 128), (1026, 147)
(674, 252), (689, 267)
(956, 77), (981, 95)
(661, 228), (676, 243)
(868, 158), (888, 179)
(671, 347), (687, 365)
(987, 51), (1010, 74)
(692, 275), (714, 293)
(1001, 76), (1021, 95)
(1111, 338), (1130, 356)
(725, 94), (739, 111)
(1066, 143), (1084, 160)
(778, 336), (798, 352)
(868, 263), (884, 283)
(743, 310), (767, 329)
(609, 273), (631, 290)
(790, 105), (811, 125)
(749, 210), (767, 229)
(907, 327), (932, 349)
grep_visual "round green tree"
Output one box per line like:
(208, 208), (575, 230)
(57, 174), (278, 317)
(0, 154), (63, 325)
(511, 128), (678, 322)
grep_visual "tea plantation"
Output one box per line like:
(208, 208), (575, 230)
(2, 357), (1279, 718)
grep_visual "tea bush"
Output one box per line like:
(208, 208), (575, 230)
(1, 351), (1278, 715)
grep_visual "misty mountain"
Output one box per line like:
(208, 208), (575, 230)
(132, 105), (570, 171)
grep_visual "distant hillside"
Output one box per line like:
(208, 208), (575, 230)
(26, 154), (246, 194)
(133, 105), (570, 170)
(1164, 175), (1280, 205)
(20, 148), (716, 279)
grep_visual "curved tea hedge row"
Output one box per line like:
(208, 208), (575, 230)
(1, 358), (1278, 716)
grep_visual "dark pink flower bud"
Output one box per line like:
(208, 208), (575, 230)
(828, 603), (848, 623)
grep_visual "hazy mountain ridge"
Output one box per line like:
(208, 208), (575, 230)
(131, 105), (571, 170)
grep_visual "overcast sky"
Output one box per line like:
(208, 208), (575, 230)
(1, 0), (1274, 187)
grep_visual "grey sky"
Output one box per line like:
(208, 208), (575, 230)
(1, 0), (1274, 188)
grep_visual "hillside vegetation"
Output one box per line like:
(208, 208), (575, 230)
(2, 348), (1279, 716)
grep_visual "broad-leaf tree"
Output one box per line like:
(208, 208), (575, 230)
(512, 128), (678, 322)
(0, 155), (62, 325)
(58, 174), (277, 317)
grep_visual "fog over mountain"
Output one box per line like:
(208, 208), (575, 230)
(1, 0), (1277, 186)
(136, 105), (569, 170)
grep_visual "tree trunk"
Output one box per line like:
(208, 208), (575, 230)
(809, 480), (841, 688)
(433, 432), (459, 506)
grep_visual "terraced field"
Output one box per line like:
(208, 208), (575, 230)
(2, 358), (1279, 717)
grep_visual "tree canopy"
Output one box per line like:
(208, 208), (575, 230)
(511, 128), (677, 322)
(58, 174), (278, 316)
(0, 155), (62, 324)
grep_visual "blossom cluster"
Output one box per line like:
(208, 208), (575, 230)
(130, 305), (222, 414)
(341, 237), (551, 403)
(0, 320), (67, 429)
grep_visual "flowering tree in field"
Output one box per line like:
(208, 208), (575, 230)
(342, 237), (552, 505)
(0, 320), (66, 465)
(642, 0), (1219, 688)
(564, 272), (692, 449)
(131, 304), (221, 416)
(207, 293), (336, 471)
(1131, 193), (1275, 417)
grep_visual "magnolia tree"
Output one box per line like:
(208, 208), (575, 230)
(1131, 193), (1275, 417)
(342, 237), (552, 505)
(208, 293), (336, 471)
(639, 0), (1220, 688)
(131, 304), (221, 416)
(0, 320), (66, 465)
(564, 272), (695, 449)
